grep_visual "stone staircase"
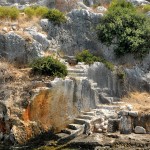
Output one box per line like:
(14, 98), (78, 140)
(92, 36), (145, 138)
(67, 66), (120, 104)
(67, 68), (87, 77)
(54, 65), (122, 144)
(55, 104), (122, 144)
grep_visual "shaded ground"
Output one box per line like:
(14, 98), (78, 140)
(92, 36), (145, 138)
(30, 132), (150, 150)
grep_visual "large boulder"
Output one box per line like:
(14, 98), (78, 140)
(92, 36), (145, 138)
(0, 32), (44, 64)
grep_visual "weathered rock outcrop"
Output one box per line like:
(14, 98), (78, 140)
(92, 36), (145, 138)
(0, 31), (45, 64)
(40, 9), (109, 56)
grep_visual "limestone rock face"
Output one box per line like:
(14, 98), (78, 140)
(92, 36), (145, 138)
(40, 9), (109, 56)
(135, 126), (146, 134)
(26, 28), (50, 51)
(0, 32), (44, 64)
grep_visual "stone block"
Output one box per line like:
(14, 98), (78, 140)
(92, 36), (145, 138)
(135, 126), (146, 134)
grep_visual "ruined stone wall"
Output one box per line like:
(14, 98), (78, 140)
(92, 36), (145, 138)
(87, 62), (150, 98)
(26, 78), (98, 132)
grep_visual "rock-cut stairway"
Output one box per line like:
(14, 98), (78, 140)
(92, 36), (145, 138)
(54, 65), (122, 144)
(55, 104), (121, 144)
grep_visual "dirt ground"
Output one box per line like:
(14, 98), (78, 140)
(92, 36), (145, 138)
(121, 92), (150, 113)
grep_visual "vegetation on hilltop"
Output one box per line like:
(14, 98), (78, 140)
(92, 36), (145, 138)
(0, 6), (66, 24)
(24, 6), (49, 18)
(0, 6), (19, 20)
(97, 0), (150, 58)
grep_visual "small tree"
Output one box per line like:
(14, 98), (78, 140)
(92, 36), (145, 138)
(97, 0), (150, 58)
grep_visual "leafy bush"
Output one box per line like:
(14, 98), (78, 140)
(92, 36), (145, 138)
(30, 56), (68, 77)
(24, 6), (49, 18)
(0, 6), (19, 20)
(97, 0), (150, 58)
(143, 4), (150, 13)
(75, 50), (114, 70)
(43, 9), (66, 24)
(24, 7), (35, 18)
(35, 6), (49, 17)
(76, 50), (100, 65)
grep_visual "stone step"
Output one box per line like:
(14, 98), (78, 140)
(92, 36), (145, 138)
(61, 128), (75, 135)
(83, 111), (95, 116)
(92, 87), (101, 91)
(57, 126), (84, 144)
(78, 115), (93, 120)
(56, 133), (69, 139)
(67, 69), (85, 73)
(68, 73), (87, 77)
(74, 118), (90, 125)
(112, 101), (124, 105)
(98, 88), (110, 93)
(99, 94), (113, 104)
(90, 82), (97, 87)
(96, 105), (120, 110)
(112, 97), (120, 102)
(68, 124), (83, 130)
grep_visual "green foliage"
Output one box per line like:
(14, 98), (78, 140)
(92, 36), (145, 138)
(137, 4), (150, 13)
(75, 50), (114, 70)
(109, 0), (134, 10)
(24, 7), (35, 18)
(75, 50), (100, 65)
(35, 6), (49, 17)
(97, 0), (150, 58)
(143, 4), (150, 13)
(43, 9), (66, 24)
(0, 6), (19, 20)
(24, 6), (49, 18)
(116, 68), (125, 80)
(30, 56), (68, 77)
(101, 59), (114, 71)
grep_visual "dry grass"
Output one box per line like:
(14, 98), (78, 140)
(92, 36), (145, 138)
(122, 92), (150, 113)
(0, 60), (30, 83)
(0, 14), (42, 33)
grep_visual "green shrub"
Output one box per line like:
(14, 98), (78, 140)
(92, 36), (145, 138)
(97, 0), (150, 58)
(142, 4), (150, 13)
(8, 7), (19, 20)
(75, 50), (114, 70)
(76, 50), (100, 65)
(136, 4), (150, 13)
(24, 7), (35, 18)
(30, 56), (68, 77)
(0, 6), (19, 20)
(35, 6), (49, 17)
(43, 9), (66, 24)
